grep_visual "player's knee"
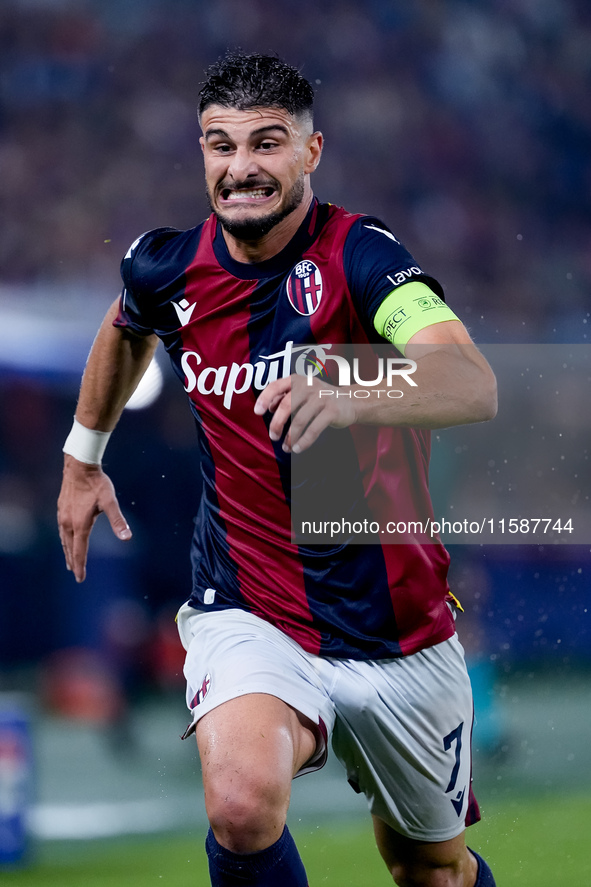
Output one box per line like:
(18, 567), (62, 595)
(205, 775), (289, 853)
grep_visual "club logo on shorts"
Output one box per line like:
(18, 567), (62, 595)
(286, 260), (323, 316)
(190, 673), (211, 709)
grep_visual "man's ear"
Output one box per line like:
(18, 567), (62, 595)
(199, 135), (205, 154)
(305, 131), (323, 173)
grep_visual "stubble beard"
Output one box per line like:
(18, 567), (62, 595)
(207, 175), (305, 241)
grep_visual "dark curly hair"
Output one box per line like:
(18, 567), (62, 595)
(198, 52), (314, 121)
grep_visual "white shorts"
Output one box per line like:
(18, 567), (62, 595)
(177, 604), (476, 842)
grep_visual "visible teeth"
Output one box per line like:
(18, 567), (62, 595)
(226, 189), (269, 200)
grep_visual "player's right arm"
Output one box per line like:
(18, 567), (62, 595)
(57, 297), (158, 583)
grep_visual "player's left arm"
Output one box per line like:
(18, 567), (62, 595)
(255, 317), (496, 453)
(391, 316), (497, 426)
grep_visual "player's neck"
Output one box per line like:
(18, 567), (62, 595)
(220, 192), (314, 265)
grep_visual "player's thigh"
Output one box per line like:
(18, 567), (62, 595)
(196, 693), (318, 852)
(179, 607), (334, 772)
(196, 692), (317, 793)
(330, 634), (475, 842)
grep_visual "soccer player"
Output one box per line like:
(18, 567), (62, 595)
(57, 53), (497, 887)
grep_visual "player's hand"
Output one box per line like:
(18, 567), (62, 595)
(254, 374), (356, 454)
(57, 454), (131, 583)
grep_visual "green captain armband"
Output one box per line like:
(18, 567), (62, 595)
(373, 280), (460, 354)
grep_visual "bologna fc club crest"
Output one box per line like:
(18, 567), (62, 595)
(286, 260), (323, 316)
(190, 673), (211, 709)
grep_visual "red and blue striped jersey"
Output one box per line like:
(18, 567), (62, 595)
(115, 199), (455, 659)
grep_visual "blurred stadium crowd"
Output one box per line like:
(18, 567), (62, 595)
(0, 0), (589, 724)
(1, 0), (590, 337)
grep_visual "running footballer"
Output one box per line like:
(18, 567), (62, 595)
(58, 53), (497, 887)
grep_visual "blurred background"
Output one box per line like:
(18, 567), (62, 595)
(0, 0), (590, 882)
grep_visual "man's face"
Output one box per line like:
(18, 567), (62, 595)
(200, 105), (322, 241)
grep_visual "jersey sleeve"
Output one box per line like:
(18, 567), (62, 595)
(343, 217), (451, 348)
(114, 227), (180, 336)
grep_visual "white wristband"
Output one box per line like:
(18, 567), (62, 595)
(63, 418), (112, 465)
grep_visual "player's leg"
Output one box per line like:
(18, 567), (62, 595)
(196, 692), (316, 852)
(177, 607), (334, 886)
(372, 818), (497, 886)
(197, 693), (318, 885)
(328, 634), (496, 887)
